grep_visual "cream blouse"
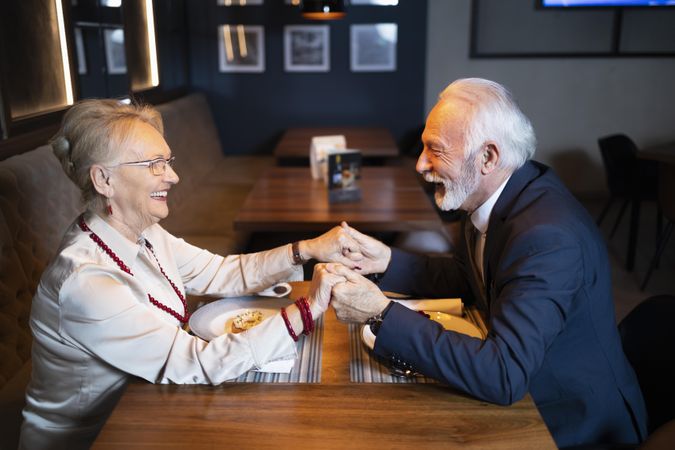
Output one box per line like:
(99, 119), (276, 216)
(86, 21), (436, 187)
(19, 212), (303, 450)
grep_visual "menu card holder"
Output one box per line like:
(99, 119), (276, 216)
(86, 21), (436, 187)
(328, 150), (362, 203)
(310, 135), (346, 181)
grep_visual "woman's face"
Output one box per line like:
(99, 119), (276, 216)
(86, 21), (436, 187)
(108, 121), (179, 236)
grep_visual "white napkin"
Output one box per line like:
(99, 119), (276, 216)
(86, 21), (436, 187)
(257, 358), (295, 374)
(394, 298), (463, 316)
(310, 135), (346, 181)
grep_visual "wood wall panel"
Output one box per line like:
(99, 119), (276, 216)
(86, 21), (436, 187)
(0, 0), (69, 120)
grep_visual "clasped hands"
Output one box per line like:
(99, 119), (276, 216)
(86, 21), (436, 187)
(307, 222), (391, 323)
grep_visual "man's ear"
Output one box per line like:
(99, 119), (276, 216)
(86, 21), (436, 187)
(90, 165), (113, 198)
(480, 142), (500, 175)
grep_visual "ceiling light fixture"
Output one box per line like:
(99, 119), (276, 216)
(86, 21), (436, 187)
(301, 0), (346, 20)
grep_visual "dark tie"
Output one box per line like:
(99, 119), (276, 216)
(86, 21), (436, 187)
(464, 221), (488, 312)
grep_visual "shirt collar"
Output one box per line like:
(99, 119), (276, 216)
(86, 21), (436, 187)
(82, 211), (144, 266)
(470, 175), (511, 235)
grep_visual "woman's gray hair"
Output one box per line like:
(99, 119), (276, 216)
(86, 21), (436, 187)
(439, 78), (536, 170)
(51, 99), (163, 212)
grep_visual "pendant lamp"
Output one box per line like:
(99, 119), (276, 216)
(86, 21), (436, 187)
(301, 0), (346, 20)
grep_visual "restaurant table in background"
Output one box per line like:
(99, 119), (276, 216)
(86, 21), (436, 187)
(93, 282), (556, 449)
(234, 166), (442, 233)
(274, 127), (399, 165)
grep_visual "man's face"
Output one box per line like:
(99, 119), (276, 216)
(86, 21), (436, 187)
(416, 100), (481, 212)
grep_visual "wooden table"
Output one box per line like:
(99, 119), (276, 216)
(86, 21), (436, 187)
(233, 166), (443, 233)
(93, 283), (556, 449)
(274, 127), (399, 163)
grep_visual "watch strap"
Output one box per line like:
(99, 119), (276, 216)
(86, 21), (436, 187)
(291, 241), (305, 265)
(366, 301), (394, 336)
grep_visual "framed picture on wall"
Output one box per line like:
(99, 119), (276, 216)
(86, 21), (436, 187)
(74, 27), (87, 75)
(350, 0), (398, 4)
(350, 24), (397, 72)
(218, 25), (265, 73)
(284, 25), (329, 72)
(217, 0), (263, 5)
(103, 28), (127, 75)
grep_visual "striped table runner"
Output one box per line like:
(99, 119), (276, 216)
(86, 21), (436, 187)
(348, 323), (437, 384)
(348, 307), (487, 383)
(231, 315), (324, 383)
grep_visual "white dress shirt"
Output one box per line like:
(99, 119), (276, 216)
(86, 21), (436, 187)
(469, 175), (511, 281)
(19, 212), (303, 450)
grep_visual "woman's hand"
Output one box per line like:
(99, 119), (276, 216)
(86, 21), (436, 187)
(326, 264), (390, 323)
(308, 263), (347, 316)
(299, 222), (391, 275)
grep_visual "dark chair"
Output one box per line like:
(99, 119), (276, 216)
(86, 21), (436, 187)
(619, 295), (675, 435)
(641, 164), (675, 290)
(597, 134), (660, 271)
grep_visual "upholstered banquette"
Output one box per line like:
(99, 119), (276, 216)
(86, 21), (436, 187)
(0, 93), (272, 449)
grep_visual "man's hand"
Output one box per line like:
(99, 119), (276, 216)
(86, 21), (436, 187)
(338, 222), (391, 275)
(300, 222), (391, 275)
(308, 263), (347, 316)
(326, 264), (390, 323)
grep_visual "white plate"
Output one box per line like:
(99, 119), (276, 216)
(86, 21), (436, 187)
(189, 296), (291, 341)
(361, 310), (485, 350)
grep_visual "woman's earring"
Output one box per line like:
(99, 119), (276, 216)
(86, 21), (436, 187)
(107, 201), (113, 216)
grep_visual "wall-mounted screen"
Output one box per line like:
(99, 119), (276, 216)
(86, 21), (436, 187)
(541, 0), (675, 6)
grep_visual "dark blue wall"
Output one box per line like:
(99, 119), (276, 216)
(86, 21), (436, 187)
(186, 0), (427, 155)
(155, 0), (189, 92)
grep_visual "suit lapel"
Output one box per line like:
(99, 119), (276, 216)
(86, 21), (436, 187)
(482, 161), (545, 304)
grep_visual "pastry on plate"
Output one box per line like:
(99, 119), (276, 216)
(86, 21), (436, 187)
(231, 310), (264, 334)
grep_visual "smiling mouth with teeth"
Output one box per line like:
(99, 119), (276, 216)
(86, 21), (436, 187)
(150, 191), (168, 200)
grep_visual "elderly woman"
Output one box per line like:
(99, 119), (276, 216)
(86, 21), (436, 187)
(19, 99), (353, 450)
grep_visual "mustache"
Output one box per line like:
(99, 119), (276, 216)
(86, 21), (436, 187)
(422, 172), (446, 184)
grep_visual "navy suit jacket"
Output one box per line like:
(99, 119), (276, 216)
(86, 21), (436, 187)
(374, 161), (647, 448)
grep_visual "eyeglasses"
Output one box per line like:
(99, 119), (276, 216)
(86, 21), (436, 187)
(112, 156), (176, 176)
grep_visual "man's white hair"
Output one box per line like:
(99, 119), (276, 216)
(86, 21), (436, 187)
(439, 78), (536, 170)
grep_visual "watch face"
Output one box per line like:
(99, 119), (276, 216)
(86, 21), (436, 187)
(291, 241), (305, 265)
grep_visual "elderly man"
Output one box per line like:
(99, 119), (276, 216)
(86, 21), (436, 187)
(328, 78), (647, 448)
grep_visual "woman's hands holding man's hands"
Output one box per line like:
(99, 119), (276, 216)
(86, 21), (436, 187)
(305, 224), (391, 322)
(309, 262), (390, 323)
(307, 263), (347, 317)
(327, 264), (390, 323)
(298, 222), (391, 275)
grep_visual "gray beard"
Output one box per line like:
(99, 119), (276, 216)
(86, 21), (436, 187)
(425, 158), (479, 211)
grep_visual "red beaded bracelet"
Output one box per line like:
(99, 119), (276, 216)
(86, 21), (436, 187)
(280, 307), (298, 342)
(298, 300), (310, 335)
(303, 297), (314, 334)
(305, 299), (314, 334)
(295, 297), (314, 335)
(295, 298), (306, 335)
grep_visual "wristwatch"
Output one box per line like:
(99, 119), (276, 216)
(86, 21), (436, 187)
(291, 241), (306, 265)
(365, 302), (394, 336)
